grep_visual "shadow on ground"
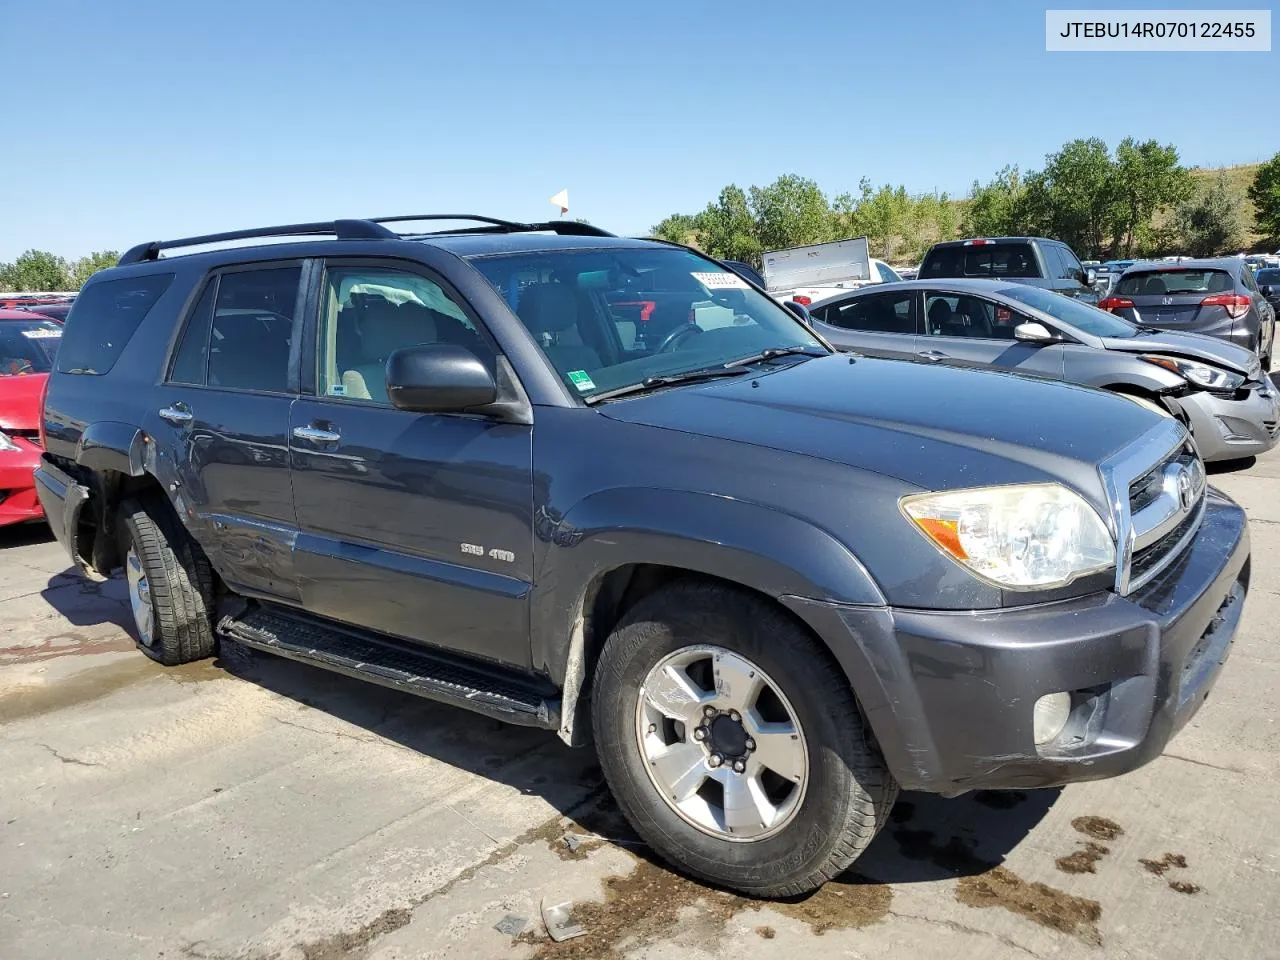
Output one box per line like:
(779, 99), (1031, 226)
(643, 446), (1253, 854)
(1208, 456), (1257, 475)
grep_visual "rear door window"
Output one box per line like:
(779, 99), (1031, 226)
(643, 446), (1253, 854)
(206, 266), (302, 393)
(55, 273), (174, 375)
(817, 291), (916, 333)
(1115, 269), (1234, 297)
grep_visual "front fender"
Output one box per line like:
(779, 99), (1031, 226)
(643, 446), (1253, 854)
(530, 487), (885, 684)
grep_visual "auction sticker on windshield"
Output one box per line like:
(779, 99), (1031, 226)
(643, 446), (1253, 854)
(566, 370), (596, 392)
(692, 272), (749, 289)
(22, 328), (61, 338)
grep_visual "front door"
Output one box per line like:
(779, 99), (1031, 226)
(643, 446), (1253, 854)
(144, 262), (305, 601)
(288, 260), (535, 668)
(919, 291), (1065, 379)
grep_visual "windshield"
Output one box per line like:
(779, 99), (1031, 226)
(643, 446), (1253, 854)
(996, 285), (1141, 338)
(469, 247), (825, 399)
(0, 319), (62, 375)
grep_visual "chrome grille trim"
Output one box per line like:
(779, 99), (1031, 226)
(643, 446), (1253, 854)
(1098, 419), (1203, 596)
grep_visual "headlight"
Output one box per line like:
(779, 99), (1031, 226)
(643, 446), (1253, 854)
(0, 430), (20, 453)
(901, 483), (1114, 590)
(1141, 355), (1244, 392)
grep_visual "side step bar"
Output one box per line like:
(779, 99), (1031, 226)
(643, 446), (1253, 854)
(216, 604), (560, 730)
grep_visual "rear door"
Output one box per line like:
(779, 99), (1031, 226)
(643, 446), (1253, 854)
(808, 289), (921, 360)
(287, 258), (534, 667)
(918, 290), (1065, 378)
(147, 262), (306, 601)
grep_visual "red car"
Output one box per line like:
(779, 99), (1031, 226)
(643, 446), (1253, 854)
(0, 310), (62, 526)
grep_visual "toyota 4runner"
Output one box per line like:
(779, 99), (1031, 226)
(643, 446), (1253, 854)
(34, 215), (1249, 897)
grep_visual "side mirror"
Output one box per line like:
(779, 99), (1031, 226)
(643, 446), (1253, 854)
(1085, 267), (1098, 286)
(1014, 321), (1056, 344)
(1261, 284), (1274, 297)
(784, 300), (813, 323)
(386, 343), (497, 413)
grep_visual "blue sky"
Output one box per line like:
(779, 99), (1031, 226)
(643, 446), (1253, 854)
(3, 0), (1276, 261)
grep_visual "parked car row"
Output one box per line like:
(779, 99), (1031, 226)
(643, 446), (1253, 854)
(20, 214), (1254, 901)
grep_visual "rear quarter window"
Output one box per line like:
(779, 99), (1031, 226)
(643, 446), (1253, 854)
(55, 273), (175, 375)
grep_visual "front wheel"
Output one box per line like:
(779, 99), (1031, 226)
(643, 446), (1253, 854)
(591, 580), (897, 897)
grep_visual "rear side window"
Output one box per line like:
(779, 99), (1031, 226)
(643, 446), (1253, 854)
(206, 266), (301, 393)
(1115, 269), (1234, 297)
(55, 274), (174, 375)
(817, 290), (915, 333)
(921, 244), (1039, 279)
(168, 280), (216, 385)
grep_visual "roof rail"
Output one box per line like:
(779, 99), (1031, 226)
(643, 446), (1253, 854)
(118, 219), (398, 265)
(370, 214), (616, 238)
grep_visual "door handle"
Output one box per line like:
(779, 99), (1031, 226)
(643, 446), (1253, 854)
(916, 350), (948, 361)
(292, 425), (341, 444)
(159, 404), (193, 426)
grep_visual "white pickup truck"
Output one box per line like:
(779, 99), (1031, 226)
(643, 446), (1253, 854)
(762, 237), (902, 306)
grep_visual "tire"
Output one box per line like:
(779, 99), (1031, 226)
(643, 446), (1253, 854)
(117, 495), (216, 666)
(591, 579), (897, 897)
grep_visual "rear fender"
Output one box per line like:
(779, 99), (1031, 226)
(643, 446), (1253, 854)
(74, 422), (147, 476)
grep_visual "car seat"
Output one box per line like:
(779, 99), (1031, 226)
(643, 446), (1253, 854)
(341, 298), (435, 402)
(517, 283), (602, 373)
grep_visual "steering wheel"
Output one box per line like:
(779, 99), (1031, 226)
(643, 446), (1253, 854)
(656, 323), (703, 354)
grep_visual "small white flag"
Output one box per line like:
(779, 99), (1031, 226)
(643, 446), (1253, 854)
(549, 189), (569, 215)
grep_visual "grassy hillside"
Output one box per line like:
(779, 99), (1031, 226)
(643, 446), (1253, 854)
(1188, 163), (1263, 248)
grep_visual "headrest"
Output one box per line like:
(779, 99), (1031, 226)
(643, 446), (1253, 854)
(517, 283), (579, 336)
(359, 297), (434, 361)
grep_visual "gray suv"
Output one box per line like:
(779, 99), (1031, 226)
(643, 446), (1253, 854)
(34, 215), (1249, 897)
(807, 279), (1280, 462)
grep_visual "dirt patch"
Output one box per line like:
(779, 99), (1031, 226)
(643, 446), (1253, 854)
(296, 908), (413, 960)
(0, 657), (156, 724)
(957, 866), (1102, 946)
(1168, 880), (1202, 895)
(973, 791), (1028, 810)
(1071, 816), (1124, 842)
(755, 925), (776, 939)
(1056, 842), (1110, 875)
(0, 632), (136, 665)
(1139, 853), (1188, 876)
(771, 876), (892, 935)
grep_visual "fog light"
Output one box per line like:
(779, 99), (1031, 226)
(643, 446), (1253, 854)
(1033, 693), (1072, 746)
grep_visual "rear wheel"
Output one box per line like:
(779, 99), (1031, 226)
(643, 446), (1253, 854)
(117, 496), (216, 665)
(592, 580), (897, 897)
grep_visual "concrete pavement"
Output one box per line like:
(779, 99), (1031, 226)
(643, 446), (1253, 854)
(2, 455), (1277, 960)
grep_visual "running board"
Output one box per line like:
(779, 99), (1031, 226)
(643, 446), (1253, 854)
(216, 604), (560, 729)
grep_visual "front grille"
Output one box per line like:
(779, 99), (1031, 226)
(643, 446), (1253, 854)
(1118, 434), (1206, 594)
(1130, 505), (1201, 583)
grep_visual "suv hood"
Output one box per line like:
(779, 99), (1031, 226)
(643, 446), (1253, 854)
(1099, 328), (1257, 375)
(598, 355), (1164, 510)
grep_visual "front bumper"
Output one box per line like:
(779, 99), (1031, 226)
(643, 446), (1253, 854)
(0, 439), (45, 526)
(786, 489), (1249, 794)
(1177, 383), (1280, 462)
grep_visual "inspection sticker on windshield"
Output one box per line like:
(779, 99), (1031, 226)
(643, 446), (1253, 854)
(692, 272), (749, 289)
(22, 329), (61, 338)
(566, 370), (596, 392)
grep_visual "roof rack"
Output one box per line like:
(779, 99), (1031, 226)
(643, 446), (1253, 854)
(370, 214), (615, 238)
(118, 219), (399, 265)
(118, 215), (616, 266)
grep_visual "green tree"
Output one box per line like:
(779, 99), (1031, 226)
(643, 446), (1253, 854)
(696, 185), (762, 264)
(1175, 172), (1245, 257)
(68, 250), (120, 288)
(962, 166), (1026, 237)
(3, 250), (70, 291)
(1249, 152), (1280, 243)
(650, 212), (701, 246)
(1110, 138), (1192, 256)
(1022, 139), (1118, 258)
(748, 175), (832, 252)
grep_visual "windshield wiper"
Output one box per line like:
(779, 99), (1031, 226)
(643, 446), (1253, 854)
(583, 367), (750, 405)
(723, 345), (830, 368)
